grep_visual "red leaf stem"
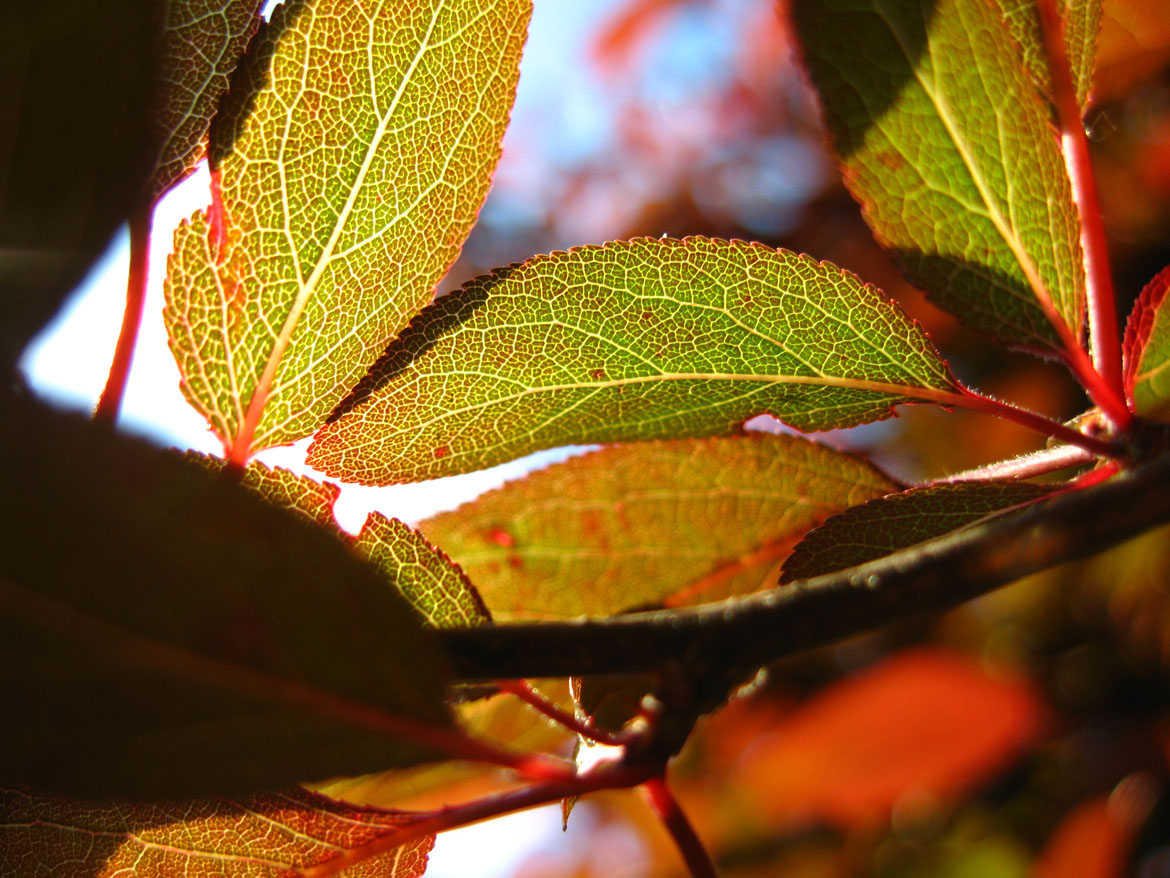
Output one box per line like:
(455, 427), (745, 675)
(95, 201), (153, 423)
(1036, 0), (1130, 427)
(955, 386), (1120, 458)
(496, 679), (629, 746)
(641, 775), (718, 878)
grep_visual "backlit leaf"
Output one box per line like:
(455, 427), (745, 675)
(354, 515), (491, 628)
(194, 454), (340, 527)
(731, 649), (1043, 827)
(998, 0), (1100, 111)
(780, 481), (1055, 582)
(1123, 265), (1170, 421)
(419, 434), (898, 619)
(0, 396), (451, 798)
(791, 0), (1085, 354)
(0, 786), (432, 878)
(149, 0), (263, 201)
(165, 0), (531, 458)
(309, 238), (961, 484)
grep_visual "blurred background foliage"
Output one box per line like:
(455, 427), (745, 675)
(441, 0), (1170, 874)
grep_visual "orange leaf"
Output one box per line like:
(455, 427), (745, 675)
(0, 785), (432, 877)
(732, 649), (1044, 828)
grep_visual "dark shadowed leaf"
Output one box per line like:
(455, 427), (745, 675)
(0, 395), (451, 798)
(0, 786), (432, 878)
(418, 434), (898, 618)
(164, 0), (531, 459)
(148, 0), (264, 201)
(791, 0), (1085, 354)
(1123, 265), (1170, 422)
(355, 515), (491, 628)
(310, 238), (961, 484)
(780, 481), (1056, 582)
(0, 1), (160, 366)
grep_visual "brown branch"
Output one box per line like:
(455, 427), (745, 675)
(440, 452), (1170, 680)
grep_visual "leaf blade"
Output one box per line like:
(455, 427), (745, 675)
(791, 0), (1085, 353)
(165, 0), (532, 457)
(0, 397), (452, 798)
(309, 238), (960, 484)
(1123, 265), (1170, 422)
(419, 434), (898, 619)
(149, 0), (264, 201)
(780, 481), (1056, 582)
(355, 515), (491, 628)
(0, 786), (432, 878)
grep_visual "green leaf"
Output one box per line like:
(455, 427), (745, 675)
(165, 0), (531, 459)
(148, 0), (264, 201)
(193, 454), (341, 527)
(418, 434), (898, 618)
(0, 786), (432, 878)
(0, 1), (160, 366)
(1123, 266), (1170, 422)
(791, 0), (1085, 354)
(780, 481), (1056, 582)
(354, 515), (491, 628)
(309, 238), (961, 484)
(0, 396), (452, 798)
(998, 0), (1100, 111)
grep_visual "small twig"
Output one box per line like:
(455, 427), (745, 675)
(95, 202), (153, 424)
(496, 679), (629, 746)
(932, 443), (1094, 483)
(296, 758), (657, 878)
(641, 776), (718, 878)
(1035, 0), (1129, 424)
(441, 453), (1170, 679)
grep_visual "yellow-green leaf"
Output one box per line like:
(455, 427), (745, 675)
(149, 0), (263, 201)
(791, 0), (1085, 354)
(998, 0), (1100, 111)
(355, 515), (491, 628)
(0, 396), (451, 798)
(418, 434), (898, 619)
(193, 453), (340, 527)
(0, 786), (432, 878)
(309, 238), (961, 484)
(165, 0), (531, 459)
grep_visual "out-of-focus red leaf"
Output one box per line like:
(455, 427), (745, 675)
(591, 0), (688, 73)
(0, 785), (432, 877)
(731, 649), (1045, 828)
(1031, 775), (1156, 878)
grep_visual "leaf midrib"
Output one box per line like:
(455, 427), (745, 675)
(232, 0), (446, 460)
(339, 371), (968, 452)
(872, 1), (1071, 342)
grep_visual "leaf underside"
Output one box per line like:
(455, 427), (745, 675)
(419, 434), (899, 619)
(193, 453), (341, 527)
(0, 397), (451, 799)
(165, 0), (531, 457)
(0, 786), (432, 878)
(998, 0), (1100, 112)
(791, 0), (1085, 354)
(149, 0), (263, 201)
(780, 481), (1056, 582)
(1123, 265), (1170, 422)
(354, 515), (492, 628)
(309, 237), (959, 485)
